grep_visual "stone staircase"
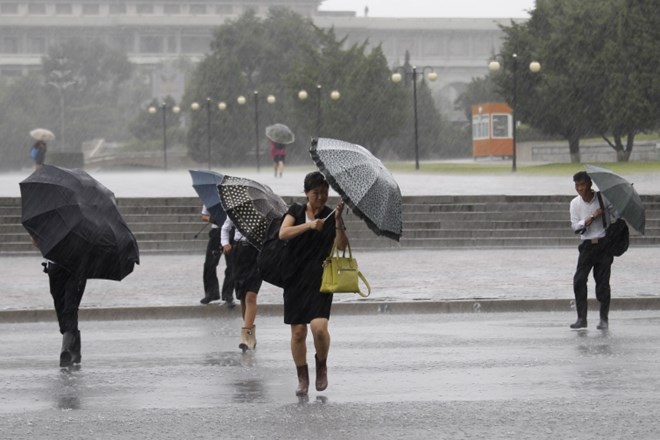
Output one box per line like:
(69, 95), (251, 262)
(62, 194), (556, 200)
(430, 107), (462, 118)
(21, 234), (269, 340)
(1, 195), (659, 255)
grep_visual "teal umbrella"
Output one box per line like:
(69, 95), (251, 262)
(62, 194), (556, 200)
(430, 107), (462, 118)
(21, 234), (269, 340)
(585, 164), (645, 234)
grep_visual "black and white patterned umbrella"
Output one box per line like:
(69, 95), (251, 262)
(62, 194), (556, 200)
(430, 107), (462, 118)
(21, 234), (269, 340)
(218, 175), (288, 249)
(310, 138), (402, 241)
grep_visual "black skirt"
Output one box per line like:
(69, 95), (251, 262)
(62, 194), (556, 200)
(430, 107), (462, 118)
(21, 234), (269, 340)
(282, 203), (337, 324)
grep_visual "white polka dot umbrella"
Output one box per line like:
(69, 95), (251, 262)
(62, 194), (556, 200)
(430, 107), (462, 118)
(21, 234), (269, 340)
(310, 138), (402, 241)
(218, 175), (288, 249)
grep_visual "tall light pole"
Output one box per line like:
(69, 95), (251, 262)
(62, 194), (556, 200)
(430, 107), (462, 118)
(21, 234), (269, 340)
(149, 102), (180, 171)
(298, 86), (341, 138)
(488, 54), (541, 172)
(192, 98), (227, 169)
(391, 65), (437, 170)
(47, 68), (77, 152)
(237, 92), (275, 171)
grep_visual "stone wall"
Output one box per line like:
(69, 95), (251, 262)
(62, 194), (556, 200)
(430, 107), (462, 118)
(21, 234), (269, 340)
(517, 141), (658, 163)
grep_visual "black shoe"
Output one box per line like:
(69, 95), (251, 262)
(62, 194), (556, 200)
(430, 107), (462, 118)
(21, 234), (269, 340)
(597, 320), (609, 330)
(60, 332), (75, 367)
(225, 299), (236, 309)
(71, 330), (81, 364)
(200, 294), (220, 305)
(570, 319), (587, 329)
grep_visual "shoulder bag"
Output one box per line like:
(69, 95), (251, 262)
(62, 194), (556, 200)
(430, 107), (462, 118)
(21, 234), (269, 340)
(320, 242), (371, 297)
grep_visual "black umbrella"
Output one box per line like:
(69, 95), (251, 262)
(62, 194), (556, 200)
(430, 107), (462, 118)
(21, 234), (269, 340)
(218, 175), (288, 250)
(586, 164), (645, 234)
(188, 169), (227, 226)
(310, 138), (402, 241)
(19, 165), (140, 281)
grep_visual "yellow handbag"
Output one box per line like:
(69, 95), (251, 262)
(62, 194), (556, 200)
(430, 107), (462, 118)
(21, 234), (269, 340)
(320, 242), (371, 297)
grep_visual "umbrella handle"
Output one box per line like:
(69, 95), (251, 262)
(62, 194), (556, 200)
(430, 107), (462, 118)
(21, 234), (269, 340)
(193, 222), (210, 239)
(323, 208), (336, 221)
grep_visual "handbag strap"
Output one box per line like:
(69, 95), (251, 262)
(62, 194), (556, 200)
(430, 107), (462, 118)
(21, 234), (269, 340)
(595, 192), (608, 228)
(356, 271), (371, 297)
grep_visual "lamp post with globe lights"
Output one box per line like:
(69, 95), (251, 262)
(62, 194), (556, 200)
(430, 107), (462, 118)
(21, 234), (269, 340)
(191, 98), (227, 169)
(298, 85), (341, 138)
(391, 66), (437, 170)
(488, 54), (541, 172)
(148, 102), (180, 171)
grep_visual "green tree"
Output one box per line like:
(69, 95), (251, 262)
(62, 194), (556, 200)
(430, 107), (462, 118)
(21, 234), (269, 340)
(591, 0), (660, 161)
(0, 75), (55, 170)
(42, 38), (135, 153)
(184, 8), (408, 166)
(496, 0), (660, 162)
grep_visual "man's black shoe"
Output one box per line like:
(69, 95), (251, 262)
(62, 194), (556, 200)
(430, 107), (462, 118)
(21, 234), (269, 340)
(570, 319), (587, 329)
(596, 320), (609, 330)
(225, 299), (236, 309)
(200, 295), (220, 305)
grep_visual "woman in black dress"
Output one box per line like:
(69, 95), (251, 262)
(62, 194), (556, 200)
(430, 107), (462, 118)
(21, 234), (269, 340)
(279, 171), (347, 396)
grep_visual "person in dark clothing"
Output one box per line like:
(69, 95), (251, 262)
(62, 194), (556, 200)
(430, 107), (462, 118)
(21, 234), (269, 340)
(200, 205), (235, 307)
(569, 171), (619, 330)
(270, 141), (286, 178)
(278, 171), (348, 396)
(45, 261), (87, 368)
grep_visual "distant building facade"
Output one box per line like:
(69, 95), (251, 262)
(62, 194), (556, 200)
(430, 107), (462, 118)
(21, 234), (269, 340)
(0, 0), (520, 119)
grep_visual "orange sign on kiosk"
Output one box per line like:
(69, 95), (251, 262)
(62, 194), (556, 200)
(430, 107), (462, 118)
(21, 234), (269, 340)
(471, 102), (513, 158)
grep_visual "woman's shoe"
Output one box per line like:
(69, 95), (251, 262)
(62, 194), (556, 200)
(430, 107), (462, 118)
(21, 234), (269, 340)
(315, 354), (328, 391)
(59, 332), (75, 367)
(296, 364), (309, 396)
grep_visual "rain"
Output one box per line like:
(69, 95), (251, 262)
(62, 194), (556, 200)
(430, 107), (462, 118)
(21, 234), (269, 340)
(1, 1), (660, 439)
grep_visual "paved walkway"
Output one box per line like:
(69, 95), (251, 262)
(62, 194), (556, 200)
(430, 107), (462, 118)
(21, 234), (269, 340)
(1, 166), (659, 318)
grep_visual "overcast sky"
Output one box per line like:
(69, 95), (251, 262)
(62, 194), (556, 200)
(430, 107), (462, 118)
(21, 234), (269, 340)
(319, 0), (536, 18)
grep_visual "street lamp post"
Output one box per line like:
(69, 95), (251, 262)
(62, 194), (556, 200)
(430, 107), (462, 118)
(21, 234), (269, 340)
(253, 91), (260, 172)
(488, 54), (541, 172)
(298, 86), (341, 138)
(149, 102), (180, 171)
(192, 98), (228, 169)
(47, 68), (77, 152)
(391, 65), (437, 170)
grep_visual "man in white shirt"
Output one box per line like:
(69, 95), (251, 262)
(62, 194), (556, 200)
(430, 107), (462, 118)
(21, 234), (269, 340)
(569, 171), (619, 330)
(200, 205), (235, 307)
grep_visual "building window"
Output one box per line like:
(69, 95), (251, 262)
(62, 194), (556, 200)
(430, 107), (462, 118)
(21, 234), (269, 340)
(2, 37), (19, 54)
(82, 4), (100, 15)
(0, 3), (19, 14)
(136, 4), (154, 14)
(472, 115), (489, 140)
(163, 4), (181, 14)
(491, 114), (511, 138)
(28, 37), (46, 54)
(28, 4), (47, 14)
(140, 36), (164, 53)
(110, 34), (133, 53)
(55, 4), (73, 15)
(109, 4), (127, 15)
(190, 4), (207, 14)
(166, 36), (177, 53)
(216, 5), (233, 14)
(181, 36), (211, 53)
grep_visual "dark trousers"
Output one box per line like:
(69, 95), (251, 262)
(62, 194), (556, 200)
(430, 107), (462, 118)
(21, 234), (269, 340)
(573, 241), (613, 321)
(48, 263), (87, 334)
(203, 228), (234, 301)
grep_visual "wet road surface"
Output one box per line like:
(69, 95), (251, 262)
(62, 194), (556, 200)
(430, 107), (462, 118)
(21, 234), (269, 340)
(1, 311), (660, 439)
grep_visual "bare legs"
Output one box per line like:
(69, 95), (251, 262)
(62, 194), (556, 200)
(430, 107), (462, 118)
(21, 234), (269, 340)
(239, 291), (257, 350)
(291, 318), (330, 394)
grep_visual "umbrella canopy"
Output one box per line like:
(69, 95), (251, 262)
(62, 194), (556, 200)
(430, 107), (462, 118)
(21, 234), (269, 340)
(218, 175), (288, 250)
(19, 165), (140, 280)
(586, 164), (645, 234)
(310, 138), (402, 241)
(30, 128), (55, 142)
(188, 169), (227, 226)
(265, 123), (295, 145)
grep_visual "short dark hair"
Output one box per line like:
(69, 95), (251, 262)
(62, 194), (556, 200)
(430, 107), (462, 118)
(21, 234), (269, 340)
(304, 171), (328, 192)
(573, 171), (591, 183)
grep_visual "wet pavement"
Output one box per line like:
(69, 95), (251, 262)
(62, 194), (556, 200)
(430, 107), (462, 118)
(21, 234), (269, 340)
(1, 311), (660, 439)
(1, 246), (659, 316)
